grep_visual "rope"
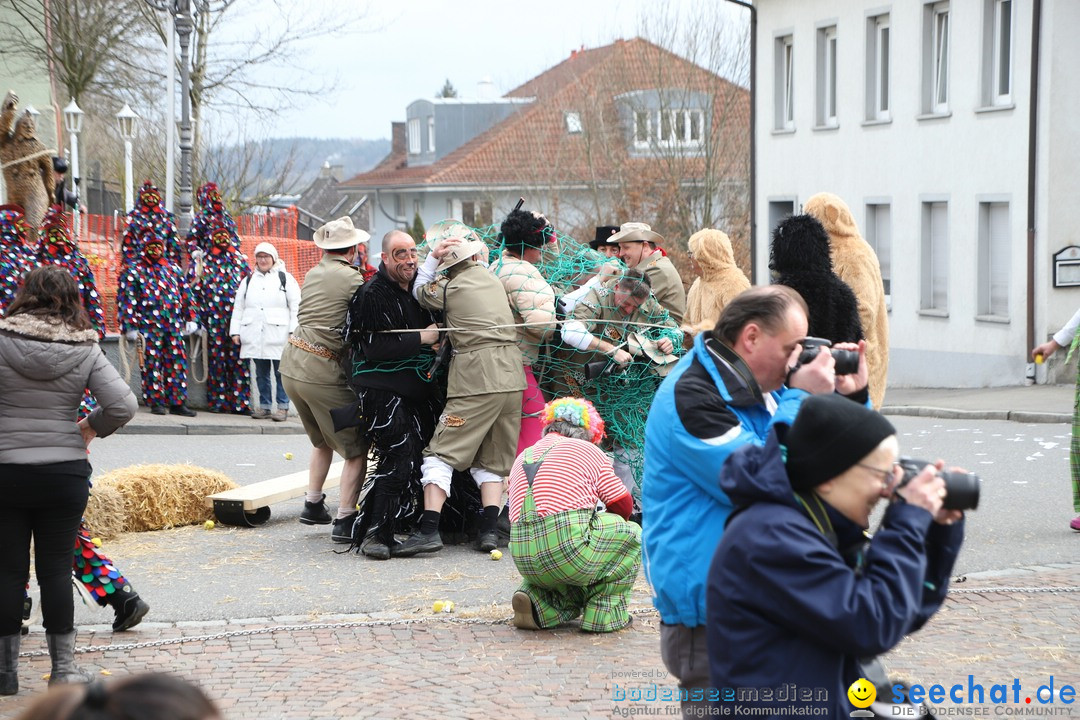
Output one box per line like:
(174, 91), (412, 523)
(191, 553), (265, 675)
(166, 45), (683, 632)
(188, 331), (209, 384)
(0, 147), (56, 170)
(116, 333), (145, 384)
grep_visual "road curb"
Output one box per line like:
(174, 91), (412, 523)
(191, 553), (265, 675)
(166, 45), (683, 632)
(883, 406), (1069, 424)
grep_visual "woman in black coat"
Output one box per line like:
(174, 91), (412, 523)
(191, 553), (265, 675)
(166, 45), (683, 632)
(770, 214), (863, 344)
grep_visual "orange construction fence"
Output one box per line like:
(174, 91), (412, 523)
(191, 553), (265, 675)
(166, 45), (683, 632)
(75, 208), (320, 335)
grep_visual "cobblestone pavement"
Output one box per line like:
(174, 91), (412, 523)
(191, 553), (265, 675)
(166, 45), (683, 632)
(0, 565), (1076, 719)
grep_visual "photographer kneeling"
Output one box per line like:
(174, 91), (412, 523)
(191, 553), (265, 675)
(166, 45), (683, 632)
(706, 394), (966, 718)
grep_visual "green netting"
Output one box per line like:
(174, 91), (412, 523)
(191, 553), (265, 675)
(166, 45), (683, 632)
(397, 223), (687, 500)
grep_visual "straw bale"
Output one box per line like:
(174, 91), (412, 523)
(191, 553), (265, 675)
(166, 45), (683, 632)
(94, 464), (238, 532)
(82, 483), (129, 540)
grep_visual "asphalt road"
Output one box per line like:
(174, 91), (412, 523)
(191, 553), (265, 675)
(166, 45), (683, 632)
(41, 416), (1080, 629)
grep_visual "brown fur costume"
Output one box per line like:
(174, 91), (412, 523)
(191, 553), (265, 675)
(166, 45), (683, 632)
(683, 228), (751, 336)
(803, 192), (889, 408)
(0, 91), (54, 230)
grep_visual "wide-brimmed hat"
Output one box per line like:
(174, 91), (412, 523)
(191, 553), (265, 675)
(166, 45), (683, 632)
(425, 220), (487, 271)
(314, 216), (370, 250)
(607, 221), (664, 245)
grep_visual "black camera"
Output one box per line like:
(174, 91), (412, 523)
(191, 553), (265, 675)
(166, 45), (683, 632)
(896, 457), (980, 511)
(584, 358), (630, 385)
(794, 337), (859, 375)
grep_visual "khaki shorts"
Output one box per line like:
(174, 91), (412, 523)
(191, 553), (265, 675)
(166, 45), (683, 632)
(280, 375), (368, 459)
(425, 390), (520, 476)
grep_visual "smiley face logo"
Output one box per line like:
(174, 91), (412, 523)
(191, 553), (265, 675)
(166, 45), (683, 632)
(847, 678), (876, 709)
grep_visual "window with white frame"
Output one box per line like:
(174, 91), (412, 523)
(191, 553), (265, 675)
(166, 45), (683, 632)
(924, 3), (950, 114)
(866, 14), (890, 120)
(921, 201), (949, 311)
(816, 25), (838, 127)
(774, 34), (795, 130)
(427, 117), (435, 153)
(982, 0), (1013, 105)
(978, 201), (1010, 317)
(865, 203), (892, 308)
(565, 111), (583, 134)
(407, 118), (421, 154)
(633, 108), (705, 149)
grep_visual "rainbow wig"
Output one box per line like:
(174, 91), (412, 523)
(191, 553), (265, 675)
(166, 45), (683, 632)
(541, 397), (606, 445)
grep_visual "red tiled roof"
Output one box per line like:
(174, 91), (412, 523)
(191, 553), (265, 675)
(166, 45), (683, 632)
(341, 38), (748, 190)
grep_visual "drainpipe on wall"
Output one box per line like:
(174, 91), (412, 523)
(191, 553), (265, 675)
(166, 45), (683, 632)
(724, 0), (757, 283)
(1026, 0), (1042, 377)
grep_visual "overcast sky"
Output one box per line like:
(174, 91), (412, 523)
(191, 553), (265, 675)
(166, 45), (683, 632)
(253, 0), (748, 140)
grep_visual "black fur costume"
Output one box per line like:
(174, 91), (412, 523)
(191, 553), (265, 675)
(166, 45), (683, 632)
(770, 214), (864, 344)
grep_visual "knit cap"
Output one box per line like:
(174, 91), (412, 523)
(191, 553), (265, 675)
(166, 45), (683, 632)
(784, 394), (896, 490)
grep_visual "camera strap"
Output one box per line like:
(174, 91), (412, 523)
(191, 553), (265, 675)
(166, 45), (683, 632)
(793, 490), (838, 551)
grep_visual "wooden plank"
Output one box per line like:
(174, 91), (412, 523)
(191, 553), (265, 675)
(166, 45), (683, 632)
(205, 461), (344, 512)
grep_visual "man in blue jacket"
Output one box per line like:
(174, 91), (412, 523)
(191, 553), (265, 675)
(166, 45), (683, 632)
(642, 285), (869, 717)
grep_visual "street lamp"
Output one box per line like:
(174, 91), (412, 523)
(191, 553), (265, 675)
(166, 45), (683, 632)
(62, 99), (84, 239)
(145, 0), (216, 239)
(116, 103), (139, 212)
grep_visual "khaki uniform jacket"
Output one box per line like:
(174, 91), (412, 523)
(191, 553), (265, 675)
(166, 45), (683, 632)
(418, 260), (525, 399)
(563, 280), (678, 369)
(280, 254), (365, 386)
(633, 251), (686, 325)
(492, 251), (557, 366)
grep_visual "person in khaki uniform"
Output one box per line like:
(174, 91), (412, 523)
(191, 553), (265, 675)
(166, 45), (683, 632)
(279, 217), (369, 542)
(609, 221), (687, 325)
(395, 222), (526, 557)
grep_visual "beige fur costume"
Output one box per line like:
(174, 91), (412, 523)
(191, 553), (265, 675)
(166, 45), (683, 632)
(803, 192), (889, 408)
(683, 228), (751, 337)
(0, 91), (54, 230)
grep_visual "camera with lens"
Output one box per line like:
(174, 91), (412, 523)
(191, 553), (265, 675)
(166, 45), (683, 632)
(584, 358), (630, 385)
(896, 457), (980, 511)
(793, 336), (860, 376)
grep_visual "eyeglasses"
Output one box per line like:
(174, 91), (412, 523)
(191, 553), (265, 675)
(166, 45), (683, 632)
(856, 462), (898, 485)
(392, 248), (419, 260)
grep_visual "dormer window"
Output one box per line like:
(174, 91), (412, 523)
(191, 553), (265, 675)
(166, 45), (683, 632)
(633, 108), (704, 149)
(565, 111), (583, 134)
(408, 118), (421, 154)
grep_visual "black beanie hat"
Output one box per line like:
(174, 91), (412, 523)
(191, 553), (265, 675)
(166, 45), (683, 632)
(784, 394), (896, 490)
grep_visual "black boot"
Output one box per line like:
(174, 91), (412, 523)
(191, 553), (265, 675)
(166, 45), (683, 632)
(0, 633), (19, 695)
(20, 596), (30, 637)
(46, 631), (93, 685)
(169, 404), (196, 417)
(110, 587), (150, 632)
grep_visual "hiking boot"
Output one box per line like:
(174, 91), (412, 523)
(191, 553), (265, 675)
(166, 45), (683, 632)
(169, 404), (196, 417)
(150, 406), (167, 416)
(251, 408), (270, 420)
(110, 591), (150, 632)
(394, 530), (443, 558)
(511, 591), (541, 630)
(299, 494), (332, 525)
(475, 530), (498, 553)
(271, 409), (288, 422)
(331, 513), (358, 543)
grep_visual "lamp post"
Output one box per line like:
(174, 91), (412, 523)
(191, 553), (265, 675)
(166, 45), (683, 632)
(145, 0), (211, 238)
(115, 103), (139, 213)
(62, 99), (84, 239)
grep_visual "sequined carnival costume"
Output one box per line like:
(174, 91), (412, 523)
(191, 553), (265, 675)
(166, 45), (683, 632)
(0, 204), (37, 311)
(188, 224), (250, 413)
(121, 181), (183, 267)
(117, 233), (197, 414)
(186, 182), (239, 258)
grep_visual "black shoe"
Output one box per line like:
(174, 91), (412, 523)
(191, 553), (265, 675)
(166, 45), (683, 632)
(150, 406), (167, 416)
(111, 591), (149, 632)
(476, 530), (498, 552)
(394, 530), (443, 557)
(169, 405), (196, 417)
(361, 535), (391, 560)
(299, 495), (331, 525)
(331, 513), (358, 543)
(495, 505), (511, 546)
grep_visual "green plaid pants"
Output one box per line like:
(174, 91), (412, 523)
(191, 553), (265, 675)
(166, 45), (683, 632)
(509, 485), (640, 632)
(1072, 369), (1080, 513)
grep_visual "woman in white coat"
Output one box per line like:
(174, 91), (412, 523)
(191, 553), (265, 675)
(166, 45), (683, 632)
(229, 242), (301, 421)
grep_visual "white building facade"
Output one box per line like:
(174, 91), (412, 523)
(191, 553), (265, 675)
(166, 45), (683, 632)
(754, 0), (1080, 387)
